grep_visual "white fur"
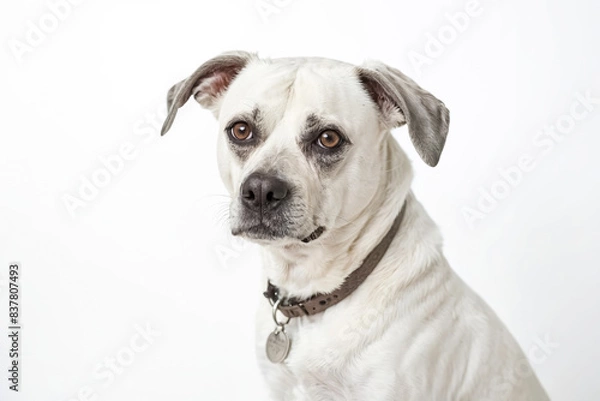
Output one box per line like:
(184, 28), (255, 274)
(209, 57), (549, 400)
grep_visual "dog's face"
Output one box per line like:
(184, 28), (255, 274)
(162, 52), (449, 246)
(216, 59), (390, 245)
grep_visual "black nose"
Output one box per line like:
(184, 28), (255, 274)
(241, 172), (289, 212)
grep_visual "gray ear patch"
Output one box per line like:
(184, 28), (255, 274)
(161, 50), (256, 136)
(357, 62), (450, 167)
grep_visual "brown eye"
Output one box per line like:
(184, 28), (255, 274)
(230, 122), (253, 141)
(316, 130), (342, 149)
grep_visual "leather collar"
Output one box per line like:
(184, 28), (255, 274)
(263, 202), (407, 319)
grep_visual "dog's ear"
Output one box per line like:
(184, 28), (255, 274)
(161, 50), (256, 136)
(356, 61), (450, 167)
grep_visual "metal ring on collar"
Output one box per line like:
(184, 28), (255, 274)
(272, 297), (291, 327)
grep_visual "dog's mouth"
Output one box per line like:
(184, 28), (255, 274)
(232, 220), (325, 244)
(234, 223), (284, 240)
(301, 226), (325, 243)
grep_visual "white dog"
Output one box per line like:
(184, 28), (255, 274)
(161, 51), (550, 401)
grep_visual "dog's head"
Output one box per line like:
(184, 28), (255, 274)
(162, 51), (449, 246)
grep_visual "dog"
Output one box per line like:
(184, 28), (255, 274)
(161, 51), (550, 401)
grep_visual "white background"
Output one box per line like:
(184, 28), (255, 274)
(1, 0), (599, 400)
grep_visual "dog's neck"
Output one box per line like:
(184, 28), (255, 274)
(260, 136), (413, 300)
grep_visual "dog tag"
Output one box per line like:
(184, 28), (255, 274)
(266, 329), (291, 363)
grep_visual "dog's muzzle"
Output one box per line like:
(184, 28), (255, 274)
(233, 172), (326, 243)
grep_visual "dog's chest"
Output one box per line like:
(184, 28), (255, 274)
(256, 319), (426, 401)
(256, 301), (353, 400)
(255, 296), (431, 401)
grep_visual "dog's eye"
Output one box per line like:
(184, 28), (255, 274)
(230, 122), (253, 141)
(316, 130), (342, 149)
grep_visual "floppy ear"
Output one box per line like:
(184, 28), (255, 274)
(356, 61), (450, 167)
(161, 50), (256, 136)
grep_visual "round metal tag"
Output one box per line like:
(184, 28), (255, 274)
(265, 330), (291, 363)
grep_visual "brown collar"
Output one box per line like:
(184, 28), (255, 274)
(263, 202), (407, 319)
